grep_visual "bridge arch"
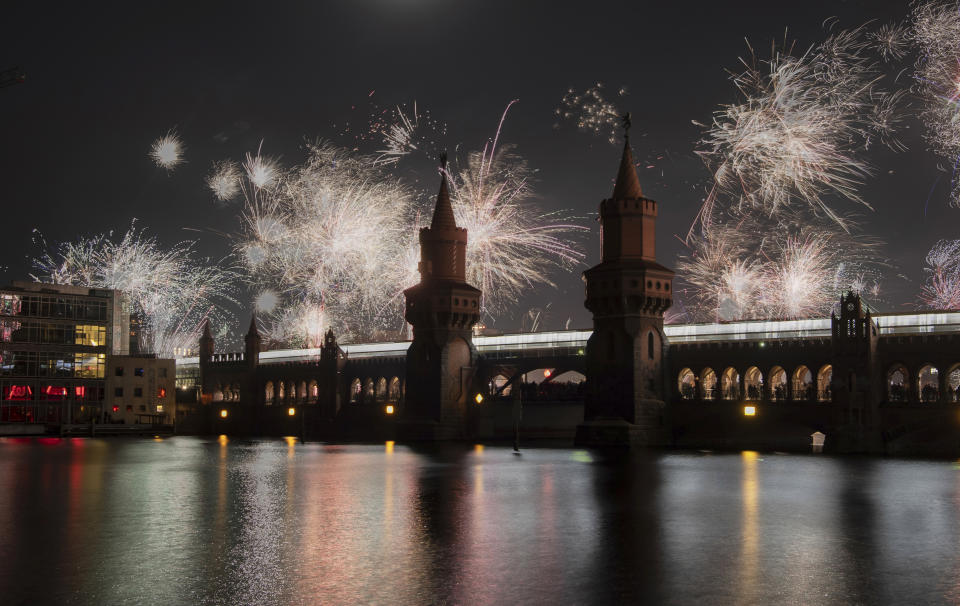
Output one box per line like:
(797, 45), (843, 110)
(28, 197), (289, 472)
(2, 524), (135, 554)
(308, 380), (318, 403)
(298, 380), (307, 402)
(285, 381), (296, 403)
(887, 363), (909, 403)
(375, 377), (388, 402)
(678, 368), (696, 400)
(721, 367), (740, 400)
(700, 368), (717, 400)
(388, 377), (401, 402)
(792, 365), (813, 401)
(277, 381), (285, 402)
(917, 364), (940, 403)
(817, 365), (832, 402)
(265, 381), (275, 405)
(349, 378), (361, 403)
(768, 366), (787, 401)
(949, 363), (960, 402)
(744, 367), (763, 400)
(363, 378), (375, 403)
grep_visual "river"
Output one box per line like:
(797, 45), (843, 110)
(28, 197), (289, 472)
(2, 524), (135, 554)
(1, 437), (959, 605)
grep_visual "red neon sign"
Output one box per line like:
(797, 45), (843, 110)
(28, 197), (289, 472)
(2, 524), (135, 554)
(75, 386), (86, 398)
(42, 385), (68, 400)
(4, 385), (32, 400)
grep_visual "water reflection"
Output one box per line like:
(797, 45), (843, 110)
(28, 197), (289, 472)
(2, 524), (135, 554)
(3, 439), (960, 604)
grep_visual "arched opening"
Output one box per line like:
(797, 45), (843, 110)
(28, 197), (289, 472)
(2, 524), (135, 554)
(949, 364), (960, 403)
(744, 367), (763, 400)
(918, 364), (940, 403)
(363, 378), (375, 403)
(887, 364), (908, 402)
(792, 366), (813, 401)
(388, 377), (401, 401)
(349, 378), (361, 404)
(308, 380), (318, 403)
(265, 381), (274, 405)
(647, 331), (655, 360)
(701, 368), (717, 400)
(375, 377), (388, 401)
(491, 374), (512, 396)
(768, 366), (787, 401)
(278, 381), (286, 402)
(296, 381), (305, 402)
(817, 365), (832, 402)
(212, 385), (224, 402)
(678, 368), (696, 400)
(231, 383), (240, 402)
(286, 381), (296, 403)
(721, 367), (740, 400)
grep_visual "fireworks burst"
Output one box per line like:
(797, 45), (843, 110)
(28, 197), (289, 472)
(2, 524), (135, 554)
(693, 27), (905, 235)
(244, 142), (280, 189)
(237, 103), (586, 345)
(910, 1), (960, 204)
(678, 209), (883, 321)
(149, 131), (184, 170)
(921, 239), (960, 309)
(32, 225), (237, 356)
(206, 160), (242, 202)
(374, 102), (445, 166)
(555, 83), (628, 144)
(448, 104), (586, 314)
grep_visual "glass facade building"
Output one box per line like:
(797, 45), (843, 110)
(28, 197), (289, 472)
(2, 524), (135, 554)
(0, 282), (128, 425)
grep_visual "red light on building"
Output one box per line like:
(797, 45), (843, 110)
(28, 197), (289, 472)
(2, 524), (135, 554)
(42, 385), (68, 400)
(158, 388), (166, 398)
(75, 386), (86, 398)
(112, 406), (119, 413)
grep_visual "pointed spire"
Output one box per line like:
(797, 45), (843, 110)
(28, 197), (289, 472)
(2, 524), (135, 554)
(201, 318), (212, 339)
(612, 113), (643, 200)
(430, 152), (458, 231)
(246, 314), (259, 337)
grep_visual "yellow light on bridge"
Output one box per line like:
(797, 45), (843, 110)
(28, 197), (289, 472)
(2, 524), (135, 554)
(475, 393), (484, 404)
(744, 405), (756, 416)
(385, 405), (395, 415)
(220, 409), (228, 418)
(288, 407), (296, 416)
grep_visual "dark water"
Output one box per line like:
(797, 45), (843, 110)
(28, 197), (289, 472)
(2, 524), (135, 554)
(1, 437), (960, 605)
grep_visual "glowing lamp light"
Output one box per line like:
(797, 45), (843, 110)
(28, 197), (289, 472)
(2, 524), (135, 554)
(385, 405), (395, 415)
(744, 405), (757, 416)
(112, 406), (119, 413)
(474, 393), (484, 405)
(220, 409), (228, 418)
(288, 407), (296, 416)
(543, 369), (552, 378)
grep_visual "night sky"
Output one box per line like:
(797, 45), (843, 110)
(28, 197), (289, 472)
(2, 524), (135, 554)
(1, 0), (946, 336)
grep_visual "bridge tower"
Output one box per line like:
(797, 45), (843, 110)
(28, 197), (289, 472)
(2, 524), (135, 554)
(319, 328), (344, 419)
(576, 122), (674, 447)
(401, 157), (482, 439)
(830, 291), (881, 452)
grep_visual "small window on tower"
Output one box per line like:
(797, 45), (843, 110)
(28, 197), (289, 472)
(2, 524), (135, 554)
(648, 332), (655, 360)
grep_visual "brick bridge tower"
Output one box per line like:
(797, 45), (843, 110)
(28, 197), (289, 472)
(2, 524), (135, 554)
(198, 318), (215, 404)
(830, 291), (881, 452)
(576, 118), (674, 446)
(401, 156), (481, 439)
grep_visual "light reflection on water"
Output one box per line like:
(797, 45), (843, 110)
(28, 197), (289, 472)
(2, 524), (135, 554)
(1, 438), (960, 604)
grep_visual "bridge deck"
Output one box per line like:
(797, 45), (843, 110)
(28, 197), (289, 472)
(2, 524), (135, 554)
(176, 311), (960, 370)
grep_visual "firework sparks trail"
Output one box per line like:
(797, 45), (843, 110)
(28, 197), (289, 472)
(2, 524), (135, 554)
(692, 26), (906, 238)
(447, 101), (588, 315)
(555, 83), (627, 144)
(373, 102), (446, 165)
(206, 160), (242, 202)
(149, 131), (184, 170)
(921, 239), (960, 309)
(31, 225), (237, 357)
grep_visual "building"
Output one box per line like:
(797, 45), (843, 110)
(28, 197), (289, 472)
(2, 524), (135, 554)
(104, 354), (175, 425)
(0, 281), (129, 428)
